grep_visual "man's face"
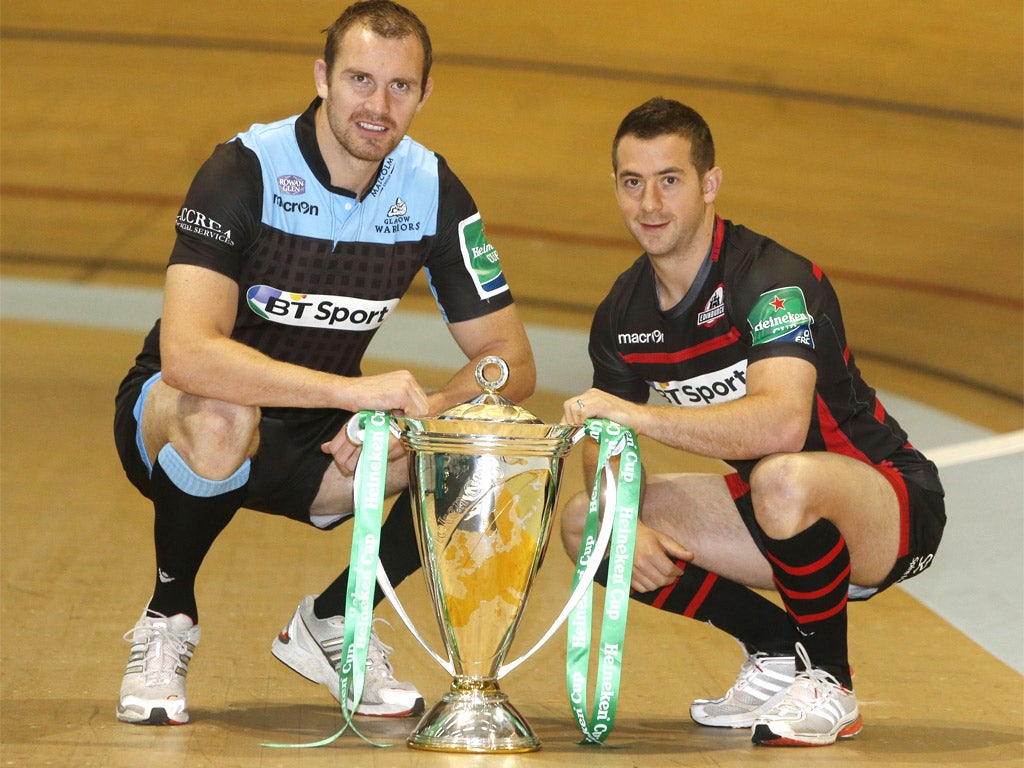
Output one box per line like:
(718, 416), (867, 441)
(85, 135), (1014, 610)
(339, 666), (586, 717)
(613, 133), (716, 259)
(315, 23), (432, 163)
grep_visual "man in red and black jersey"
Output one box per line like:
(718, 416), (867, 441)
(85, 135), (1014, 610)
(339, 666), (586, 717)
(560, 97), (944, 747)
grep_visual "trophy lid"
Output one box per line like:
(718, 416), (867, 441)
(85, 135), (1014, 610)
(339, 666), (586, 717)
(396, 356), (582, 451)
(434, 357), (543, 425)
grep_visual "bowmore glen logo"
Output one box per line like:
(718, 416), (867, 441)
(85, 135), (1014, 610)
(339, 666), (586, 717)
(277, 174), (305, 195)
(177, 207), (234, 246)
(748, 286), (814, 347)
(652, 360), (749, 407)
(617, 329), (664, 345)
(246, 285), (399, 331)
(459, 213), (508, 299)
(698, 284), (726, 327)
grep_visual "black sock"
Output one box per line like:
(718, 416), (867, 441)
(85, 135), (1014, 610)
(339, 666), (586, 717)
(313, 488), (421, 619)
(594, 558), (796, 655)
(763, 518), (852, 687)
(146, 445), (246, 624)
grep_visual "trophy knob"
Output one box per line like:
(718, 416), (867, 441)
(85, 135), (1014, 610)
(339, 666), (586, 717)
(475, 356), (509, 393)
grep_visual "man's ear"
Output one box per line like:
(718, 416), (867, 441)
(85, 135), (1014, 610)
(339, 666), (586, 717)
(313, 59), (329, 99)
(415, 77), (434, 112)
(703, 166), (723, 202)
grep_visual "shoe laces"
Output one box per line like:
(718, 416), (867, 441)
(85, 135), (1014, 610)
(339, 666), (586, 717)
(366, 618), (398, 679)
(124, 614), (193, 686)
(779, 643), (847, 713)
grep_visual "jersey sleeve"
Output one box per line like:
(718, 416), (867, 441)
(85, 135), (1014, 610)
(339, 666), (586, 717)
(589, 294), (651, 403)
(730, 245), (823, 367)
(422, 156), (514, 323)
(168, 139), (263, 282)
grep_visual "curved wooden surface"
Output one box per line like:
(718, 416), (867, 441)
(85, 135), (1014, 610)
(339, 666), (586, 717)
(1, 3), (1021, 766)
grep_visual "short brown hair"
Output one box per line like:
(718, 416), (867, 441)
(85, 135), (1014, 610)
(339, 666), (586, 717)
(322, 0), (432, 84)
(613, 97), (715, 175)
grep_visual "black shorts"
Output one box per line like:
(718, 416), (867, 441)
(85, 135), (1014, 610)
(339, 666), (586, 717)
(114, 366), (351, 528)
(724, 459), (946, 601)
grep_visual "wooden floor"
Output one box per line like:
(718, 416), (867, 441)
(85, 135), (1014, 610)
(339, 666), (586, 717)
(1, 1), (1022, 766)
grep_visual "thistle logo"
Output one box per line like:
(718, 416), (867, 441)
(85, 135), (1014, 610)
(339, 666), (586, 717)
(375, 197), (420, 234)
(459, 212), (508, 299)
(246, 285), (398, 331)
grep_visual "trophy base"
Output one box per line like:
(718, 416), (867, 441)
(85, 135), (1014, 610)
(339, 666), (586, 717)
(407, 677), (541, 753)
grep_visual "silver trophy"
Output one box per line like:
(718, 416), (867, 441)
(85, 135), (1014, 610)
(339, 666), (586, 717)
(386, 356), (587, 752)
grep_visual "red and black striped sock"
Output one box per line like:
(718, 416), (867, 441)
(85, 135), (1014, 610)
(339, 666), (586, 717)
(594, 558), (796, 656)
(763, 518), (853, 688)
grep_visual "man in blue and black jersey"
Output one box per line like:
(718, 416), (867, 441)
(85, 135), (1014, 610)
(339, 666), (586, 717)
(113, 1), (535, 725)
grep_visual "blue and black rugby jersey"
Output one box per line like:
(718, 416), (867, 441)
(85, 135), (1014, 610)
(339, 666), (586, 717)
(133, 98), (512, 380)
(589, 216), (939, 483)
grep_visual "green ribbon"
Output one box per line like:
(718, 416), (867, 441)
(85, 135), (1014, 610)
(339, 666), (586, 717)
(565, 419), (641, 745)
(262, 409), (393, 749)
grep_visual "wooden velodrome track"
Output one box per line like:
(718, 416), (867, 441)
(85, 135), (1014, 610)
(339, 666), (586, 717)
(1, 2), (1021, 766)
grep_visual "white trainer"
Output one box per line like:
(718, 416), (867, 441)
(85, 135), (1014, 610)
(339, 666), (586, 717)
(752, 643), (862, 746)
(117, 612), (200, 725)
(690, 645), (796, 728)
(272, 596), (424, 717)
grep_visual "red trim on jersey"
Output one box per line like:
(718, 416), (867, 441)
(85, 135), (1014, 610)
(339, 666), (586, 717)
(621, 327), (741, 365)
(812, 262), (824, 282)
(874, 397), (887, 423)
(815, 394), (872, 463)
(766, 536), (847, 576)
(709, 216), (725, 262)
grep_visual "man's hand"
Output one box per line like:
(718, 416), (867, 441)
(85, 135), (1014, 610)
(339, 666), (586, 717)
(563, 388), (640, 428)
(339, 369), (430, 417)
(323, 420), (405, 476)
(628, 519), (694, 593)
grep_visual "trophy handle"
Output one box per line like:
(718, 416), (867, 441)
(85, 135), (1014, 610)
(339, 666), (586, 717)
(496, 458), (617, 679)
(375, 562), (457, 676)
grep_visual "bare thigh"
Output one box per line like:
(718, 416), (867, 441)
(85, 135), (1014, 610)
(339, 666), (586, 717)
(310, 453), (410, 520)
(749, 452), (902, 587)
(642, 473), (774, 589)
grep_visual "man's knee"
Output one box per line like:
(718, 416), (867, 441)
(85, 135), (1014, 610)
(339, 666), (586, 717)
(559, 490), (591, 558)
(749, 453), (815, 538)
(152, 390), (260, 480)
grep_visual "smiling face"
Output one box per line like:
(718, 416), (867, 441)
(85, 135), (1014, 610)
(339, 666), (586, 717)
(613, 133), (720, 263)
(314, 22), (432, 187)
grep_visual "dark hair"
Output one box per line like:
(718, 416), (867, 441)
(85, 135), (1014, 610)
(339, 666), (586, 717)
(322, 0), (433, 84)
(613, 97), (715, 175)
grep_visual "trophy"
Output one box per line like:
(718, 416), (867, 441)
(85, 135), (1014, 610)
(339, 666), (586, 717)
(388, 356), (587, 753)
